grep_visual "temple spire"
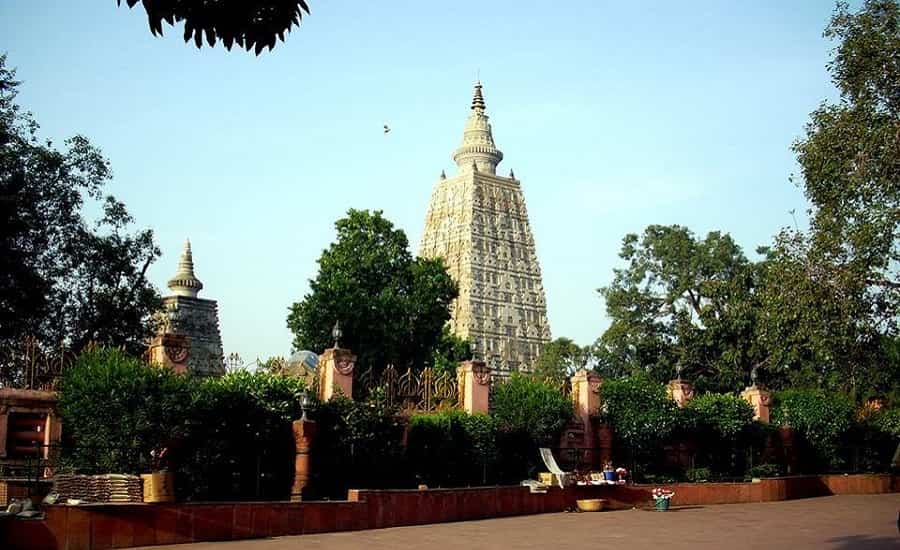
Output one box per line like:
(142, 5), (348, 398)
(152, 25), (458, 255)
(471, 81), (486, 111)
(167, 239), (204, 298)
(452, 81), (503, 174)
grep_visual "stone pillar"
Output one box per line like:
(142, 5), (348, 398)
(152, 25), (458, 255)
(666, 379), (695, 408)
(571, 369), (602, 467)
(741, 385), (771, 423)
(592, 422), (614, 467)
(291, 419), (316, 501)
(457, 360), (490, 414)
(147, 334), (190, 374)
(318, 347), (356, 401)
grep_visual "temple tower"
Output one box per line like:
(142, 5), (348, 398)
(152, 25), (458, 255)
(155, 240), (225, 377)
(419, 82), (551, 373)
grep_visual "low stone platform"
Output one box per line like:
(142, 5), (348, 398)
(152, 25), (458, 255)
(3, 474), (897, 550)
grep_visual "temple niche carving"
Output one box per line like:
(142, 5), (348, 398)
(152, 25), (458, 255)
(419, 82), (551, 374)
(152, 240), (225, 377)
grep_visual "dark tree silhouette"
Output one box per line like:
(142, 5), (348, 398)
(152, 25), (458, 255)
(117, 0), (311, 54)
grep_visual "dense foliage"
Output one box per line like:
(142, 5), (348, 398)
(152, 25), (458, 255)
(770, 389), (856, 469)
(594, 1), (900, 400)
(117, 0), (311, 54)
(532, 337), (589, 383)
(0, 54), (161, 378)
(58, 348), (312, 500)
(287, 209), (458, 375)
(179, 370), (308, 500)
(681, 393), (757, 477)
(58, 348), (192, 475)
(406, 411), (498, 487)
(308, 391), (407, 498)
(600, 375), (679, 469)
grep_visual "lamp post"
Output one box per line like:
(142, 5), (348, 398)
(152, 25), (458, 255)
(299, 390), (309, 422)
(332, 320), (342, 349)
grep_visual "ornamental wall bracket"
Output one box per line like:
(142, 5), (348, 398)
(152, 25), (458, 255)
(472, 362), (491, 385)
(334, 356), (355, 376)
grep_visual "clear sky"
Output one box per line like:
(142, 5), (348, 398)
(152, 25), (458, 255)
(3, 1), (848, 362)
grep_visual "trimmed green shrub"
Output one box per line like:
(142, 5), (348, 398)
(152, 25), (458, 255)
(681, 393), (756, 476)
(490, 373), (573, 482)
(683, 393), (755, 439)
(309, 389), (407, 498)
(771, 389), (855, 469)
(747, 463), (784, 478)
(58, 347), (193, 474)
(178, 370), (309, 500)
(871, 408), (900, 438)
(601, 375), (678, 469)
(406, 410), (497, 487)
(685, 467), (712, 482)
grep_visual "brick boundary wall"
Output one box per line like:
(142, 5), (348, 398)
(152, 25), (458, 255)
(2, 474), (896, 550)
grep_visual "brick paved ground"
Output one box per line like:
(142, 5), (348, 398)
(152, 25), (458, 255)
(138, 494), (900, 550)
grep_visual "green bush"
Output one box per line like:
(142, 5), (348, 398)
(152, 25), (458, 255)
(601, 375), (678, 469)
(309, 389), (407, 498)
(683, 393), (755, 439)
(871, 408), (900, 438)
(771, 389), (855, 469)
(58, 347), (193, 474)
(490, 373), (573, 482)
(680, 393), (756, 476)
(407, 410), (497, 487)
(685, 467), (712, 482)
(178, 370), (309, 500)
(747, 463), (784, 478)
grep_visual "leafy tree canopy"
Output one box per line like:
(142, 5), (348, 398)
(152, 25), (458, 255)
(0, 55), (161, 378)
(532, 336), (588, 383)
(117, 0), (310, 55)
(286, 209), (458, 372)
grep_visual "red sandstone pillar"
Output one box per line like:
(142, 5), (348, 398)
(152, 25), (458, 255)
(666, 379), (695, 408)
(571, 369), (602, 467)
(318, 348), (356, 401)
(457, 360), (490, 414)
(741, 385), (772, 423)
(291, 419), (316, 501)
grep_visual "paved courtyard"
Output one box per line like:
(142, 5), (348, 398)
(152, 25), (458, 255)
(140, 494), (900, 550)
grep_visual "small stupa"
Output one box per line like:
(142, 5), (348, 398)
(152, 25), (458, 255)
(153, 240), (225, 376)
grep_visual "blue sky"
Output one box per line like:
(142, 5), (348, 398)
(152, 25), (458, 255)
(3, 1), (846, 362)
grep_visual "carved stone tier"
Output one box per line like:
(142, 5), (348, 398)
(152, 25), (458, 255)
(157, 296), (224, 377)
(147, 333), (191, 374)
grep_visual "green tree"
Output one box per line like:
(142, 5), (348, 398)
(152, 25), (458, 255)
(117, 0), (311, 55)
(532, 337), (587, 382)
(430, 327), (472, 375)
(286, 209), (458, 372)
(597, 225), (762, 392)
(754, 0), (900, 397)
(0, 55), (161, 378)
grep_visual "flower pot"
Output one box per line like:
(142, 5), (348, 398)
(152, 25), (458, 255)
(654, 498), (670, 511)
(603, 471), (616, 481)
(576, 498), (606, 512)
(141, 472), (175, 503)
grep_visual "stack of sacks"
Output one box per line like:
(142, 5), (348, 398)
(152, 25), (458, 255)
(105, 474), (143, 503)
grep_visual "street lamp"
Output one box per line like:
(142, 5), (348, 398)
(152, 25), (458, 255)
(331, 320), (342, 349)
(299, 390), (309, 422)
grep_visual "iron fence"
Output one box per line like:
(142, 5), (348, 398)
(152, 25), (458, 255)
(355, 365), (460, 412)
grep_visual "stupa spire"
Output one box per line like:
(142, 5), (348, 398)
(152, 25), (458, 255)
(167, 239), (204, 298)
(452, 81), (503, 174)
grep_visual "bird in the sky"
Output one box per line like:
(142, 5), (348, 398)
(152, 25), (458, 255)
(383, 124), (391, 134)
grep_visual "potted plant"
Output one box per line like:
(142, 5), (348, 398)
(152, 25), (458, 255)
(651, 488), (675, 511)
(615, 467), (628, 483)
(602, 461), (616, 481)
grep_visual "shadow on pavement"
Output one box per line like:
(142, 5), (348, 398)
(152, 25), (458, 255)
(827, 534), (899, 549)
